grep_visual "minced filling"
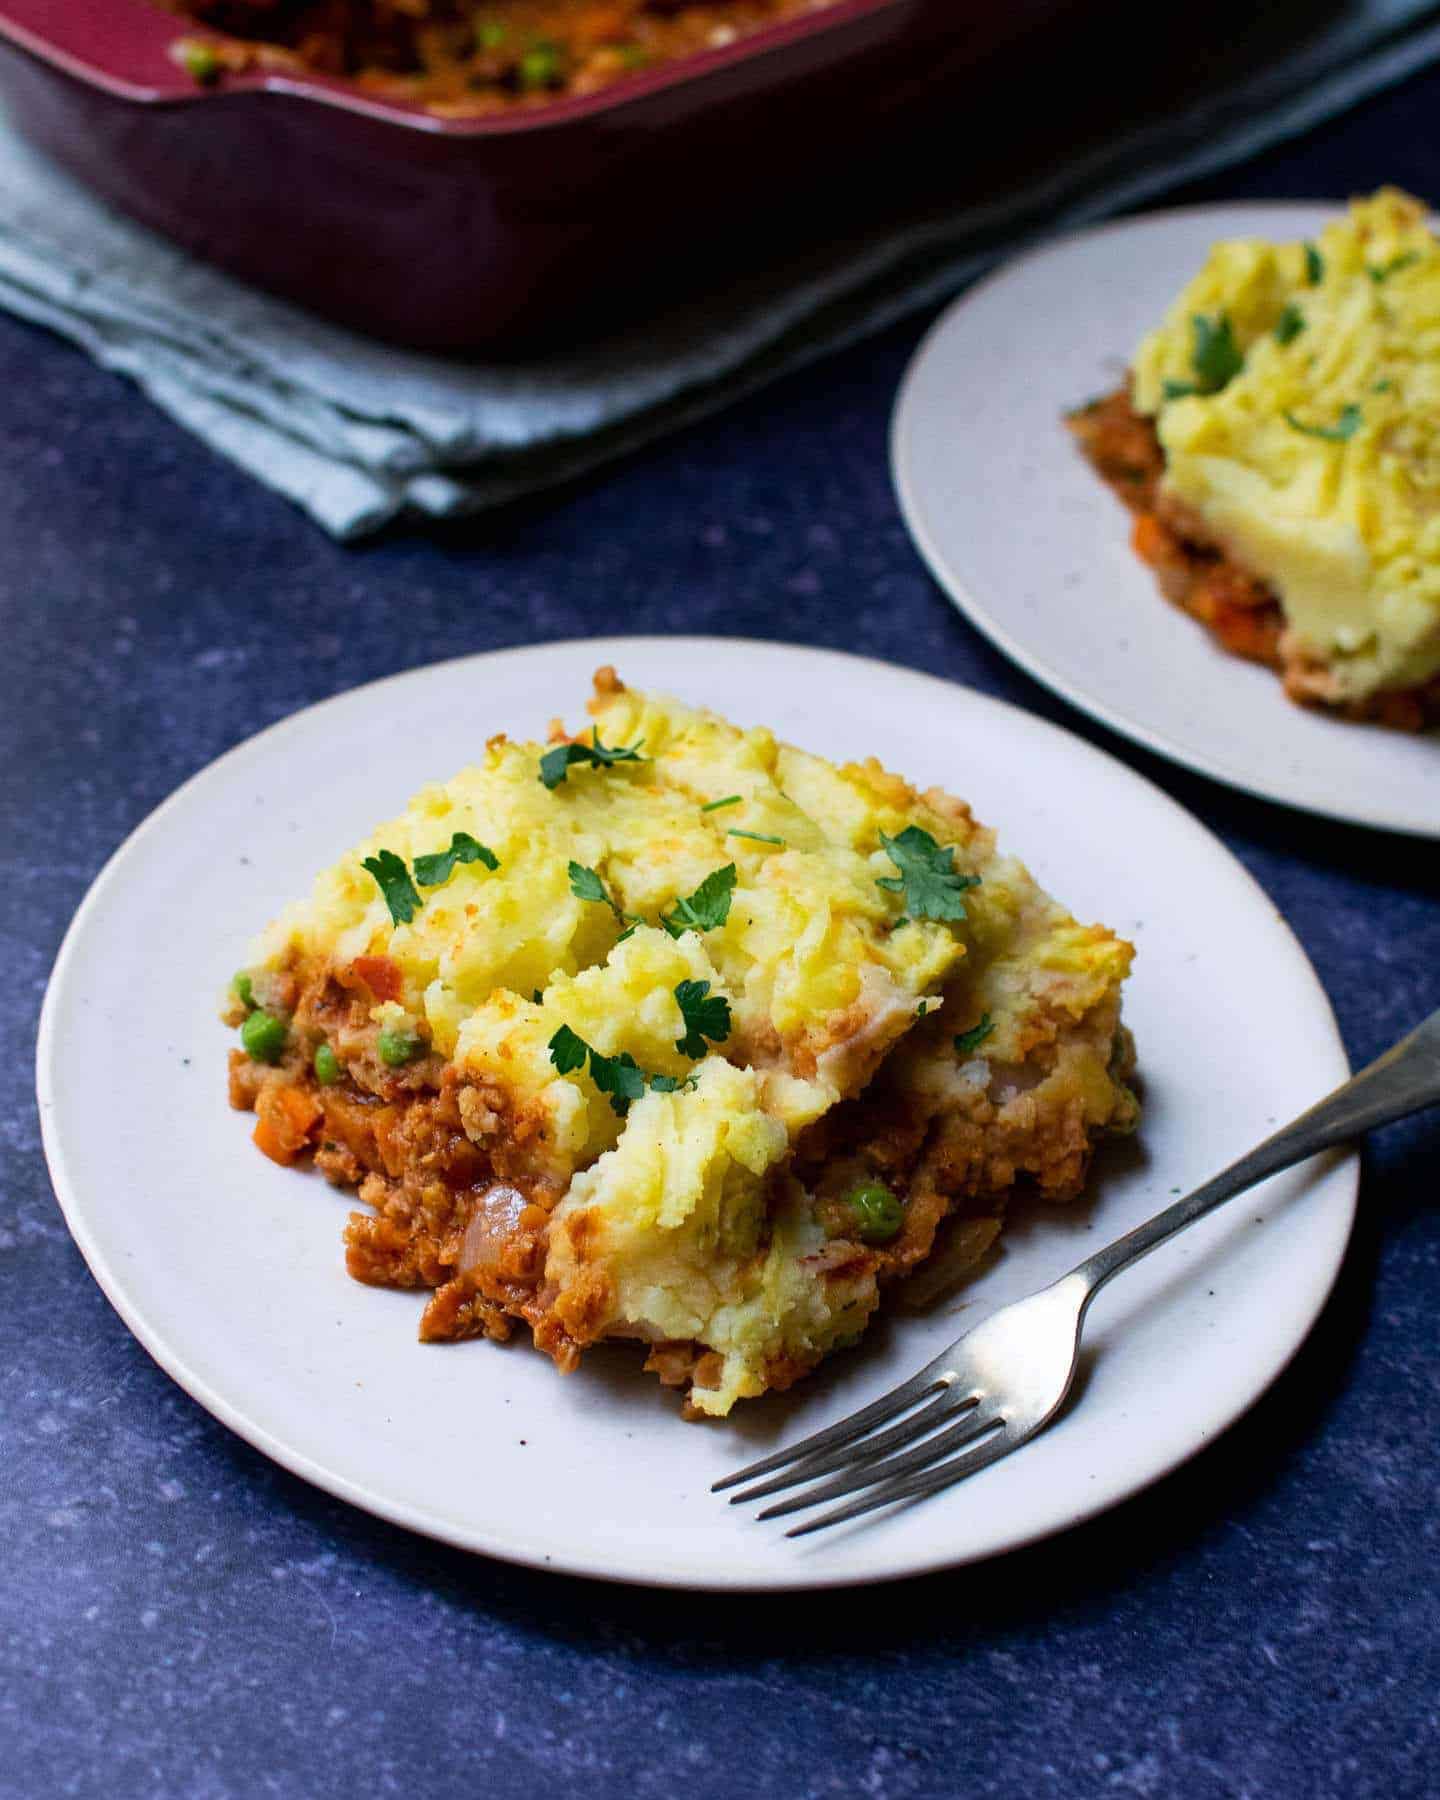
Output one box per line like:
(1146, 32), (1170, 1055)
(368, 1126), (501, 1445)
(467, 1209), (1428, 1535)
(224, 672), (1140, 1416)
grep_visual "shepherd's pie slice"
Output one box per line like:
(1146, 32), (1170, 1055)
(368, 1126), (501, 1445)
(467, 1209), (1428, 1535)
(225, 670), (1137, 1416)
(1071, 189), (1440, 727)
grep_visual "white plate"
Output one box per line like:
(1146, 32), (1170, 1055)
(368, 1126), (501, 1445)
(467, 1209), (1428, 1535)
(891, 203), (1440, 838)
(37, 638), (1355, 1590)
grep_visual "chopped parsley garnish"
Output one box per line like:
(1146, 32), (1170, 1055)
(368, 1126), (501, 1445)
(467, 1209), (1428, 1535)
(548, 1022), (588, 1075)
(892, 916), (910, 931)
(660, 864), (736, 938)
(532, 989), (544, 1004)
(727, 829), (784, 846)
(474, 18), (508, 48)
(1273, 304), (1305, 346)
(1190, 312), (1244, 393)
(875, 826), (980, 923)
(1285, 404), (1362, 443)
(673, 979), (732, 1059)
(539, 728), (646, 790)
(588, 1049), (648, 1115)
(648, 1072), (699, 1095)
(546, 1025), (691, 1116)
(1368, 250), (1421, 283)
(414, 831), (499, 887)
(568, 861), (642, 937)
(954, 1013), (995, 1056)
(362, 849), (422, 926)
(1162, 380), (1199, 401)
(1373, 378), (1394, 394)
(701, 794), (742, 813)
(1304, 242), (1324, 286)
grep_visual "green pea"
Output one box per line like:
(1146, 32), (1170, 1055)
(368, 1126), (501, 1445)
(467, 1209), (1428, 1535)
(475, 19), (508, 49)
(844, 1179), (904, 1244)
(241, 1009), (287, 1064)
(232, 971), (254, 1009)
(377, 1025), (421, 1068)
(314, 1043), (342, 1086)
(518, 40), (562, 89)
(175, 39), (223, 84)
(618, 44), (650, 69)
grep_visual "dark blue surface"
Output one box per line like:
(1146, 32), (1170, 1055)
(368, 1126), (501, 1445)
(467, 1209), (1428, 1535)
(4, 63), (1440, 1800)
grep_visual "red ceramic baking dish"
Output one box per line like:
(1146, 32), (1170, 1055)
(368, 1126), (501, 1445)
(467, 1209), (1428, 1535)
(0, 0), (1081, 350)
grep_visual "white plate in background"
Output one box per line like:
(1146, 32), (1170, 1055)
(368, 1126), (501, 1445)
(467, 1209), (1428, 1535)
(892, 203), (1439, 837)
(37, 638), (1355, 1589)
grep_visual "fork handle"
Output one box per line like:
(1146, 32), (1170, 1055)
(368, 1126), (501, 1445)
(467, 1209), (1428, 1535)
(1072, 1007), (1440, 1299)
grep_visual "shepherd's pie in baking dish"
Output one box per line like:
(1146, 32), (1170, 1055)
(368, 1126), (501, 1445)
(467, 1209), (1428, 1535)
(224, 670), (1138, 1416)
(1071, 189), (1440, 729)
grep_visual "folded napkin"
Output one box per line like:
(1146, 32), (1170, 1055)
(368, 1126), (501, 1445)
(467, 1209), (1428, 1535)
(1, 1), (1438, 539)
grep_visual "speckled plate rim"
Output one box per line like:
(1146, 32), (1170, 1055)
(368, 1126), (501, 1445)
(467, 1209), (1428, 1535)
(36, 637), (1357, 1590)
(890, 201), (1440, 840)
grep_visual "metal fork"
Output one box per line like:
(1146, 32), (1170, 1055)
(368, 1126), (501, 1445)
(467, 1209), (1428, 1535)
(716, 1008), (1440, 1537)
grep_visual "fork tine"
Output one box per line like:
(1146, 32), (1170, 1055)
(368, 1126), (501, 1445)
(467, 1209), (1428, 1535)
(711, 1365), (951, 1494)
(756, 1405), (1003, 1522)
(727, 1384), (979, 1505)
(785, 1426), (1023, 1539)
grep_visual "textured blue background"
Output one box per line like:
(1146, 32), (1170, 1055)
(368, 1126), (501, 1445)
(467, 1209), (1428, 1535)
(4, 64), (1440, 1800)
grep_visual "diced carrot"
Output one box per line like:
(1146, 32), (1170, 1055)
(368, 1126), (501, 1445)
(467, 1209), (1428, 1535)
(1131, 512), (1176, 567)
(1212, 604), (1278, 664)
(253, 1083), (321, 1166)
(351, 954), (403, 1001)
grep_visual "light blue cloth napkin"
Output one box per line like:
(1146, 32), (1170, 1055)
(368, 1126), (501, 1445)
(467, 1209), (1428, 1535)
(1, 2), (1438, 538)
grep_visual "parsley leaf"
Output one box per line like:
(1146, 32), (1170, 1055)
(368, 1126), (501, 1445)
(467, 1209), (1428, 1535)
(539, 728), (646, 790)
(1368, 249), (1421, 283)
(587, 1049), (649, 1117)
(548, 1023), (588, 1075)
(1285, 404), (1362, 443)
(1190, 312), (1244, 393)
(362, 849), (422, 926)
(648, 1072), (699, 1095)
(727, 829), (785, 846)
(954, 1014), (995, 1056)
(701, 794), (741, 813)
(569, 860), (644, 939)
(1304, 242), (1324, 286)
(546, 1025), (684, 1116)
(413, 831), (499, 887)
(661, 864), (736, 938)
(1162, 379), (1200, 401)
(875, 826), (980, 923)
(1273, 304), (1305, 346)
(567, 861), (611, 907)
(673, 979), (732, 1059)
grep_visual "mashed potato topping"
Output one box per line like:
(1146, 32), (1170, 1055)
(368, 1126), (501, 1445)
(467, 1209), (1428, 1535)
(226, 671), (1137, 1416)
(1130, 190), (1440, 703)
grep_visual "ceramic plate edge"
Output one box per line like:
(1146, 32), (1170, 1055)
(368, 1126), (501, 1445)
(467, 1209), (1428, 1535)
(890, 202), (1438, 840)
(34, 636), (1360, 1589)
